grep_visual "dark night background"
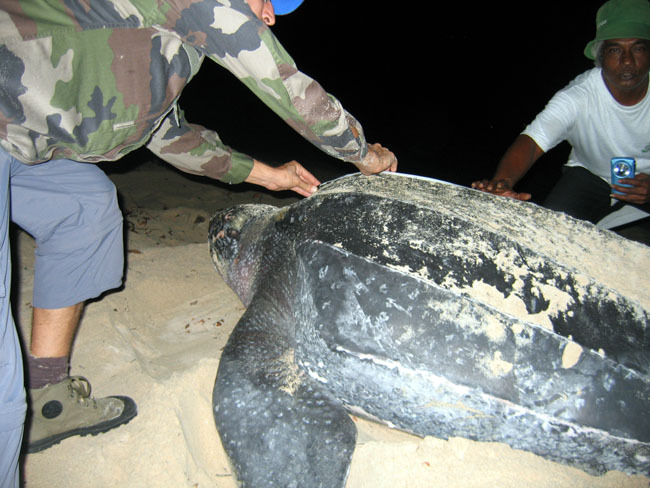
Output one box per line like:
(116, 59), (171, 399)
(175, 2), (600, 205)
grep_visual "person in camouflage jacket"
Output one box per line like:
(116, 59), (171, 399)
(1, 0), (396, 187)
(0, 0), (398, 471)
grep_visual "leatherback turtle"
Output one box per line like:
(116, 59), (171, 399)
(208, 172), (649, 487)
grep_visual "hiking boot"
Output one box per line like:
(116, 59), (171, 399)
(26, 376), (137, 453)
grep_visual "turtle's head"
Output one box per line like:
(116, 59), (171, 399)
(209, 204), (276, 301)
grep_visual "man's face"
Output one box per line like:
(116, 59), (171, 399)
(245, 0), (276, 25)
(601, 38), (650, 98)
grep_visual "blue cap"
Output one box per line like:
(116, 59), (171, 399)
(271, 0), (304, 15)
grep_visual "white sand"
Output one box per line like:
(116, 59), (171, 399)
(16, 159), (648, 487)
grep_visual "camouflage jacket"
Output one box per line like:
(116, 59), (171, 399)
(0, 0), (368, 183)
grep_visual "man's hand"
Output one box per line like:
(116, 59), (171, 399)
(470, 135), (542, 202)
(354, 143), (398, 175)
(612, 173), (650, 204)
(245, 160), (321, 197)
(470, 178), (532, 201)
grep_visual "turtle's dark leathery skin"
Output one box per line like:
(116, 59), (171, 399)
(209, 173), (650, 487)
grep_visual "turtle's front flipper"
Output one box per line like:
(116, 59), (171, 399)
(213, 304), (356, 488)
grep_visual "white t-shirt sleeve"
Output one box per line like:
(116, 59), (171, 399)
(522, 91), (578, 153)
(521, 72), (589, 153)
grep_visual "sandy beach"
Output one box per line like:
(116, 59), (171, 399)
(14, 156), (649, 488)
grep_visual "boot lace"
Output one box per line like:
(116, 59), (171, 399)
(67, 376), (98, 408)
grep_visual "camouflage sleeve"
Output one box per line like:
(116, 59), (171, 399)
(146, 104), (254, 183)
(155, 0), (368, 163)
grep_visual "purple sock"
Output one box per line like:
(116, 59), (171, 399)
(26, 354), (69, 389)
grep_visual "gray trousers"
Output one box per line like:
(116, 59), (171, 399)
(10, 157), (124, 308)
(0, 150), (25, 488)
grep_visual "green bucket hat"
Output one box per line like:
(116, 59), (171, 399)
(584, 0), (650, 59)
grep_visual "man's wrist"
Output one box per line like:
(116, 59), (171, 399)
(244, 160), (274, 189)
